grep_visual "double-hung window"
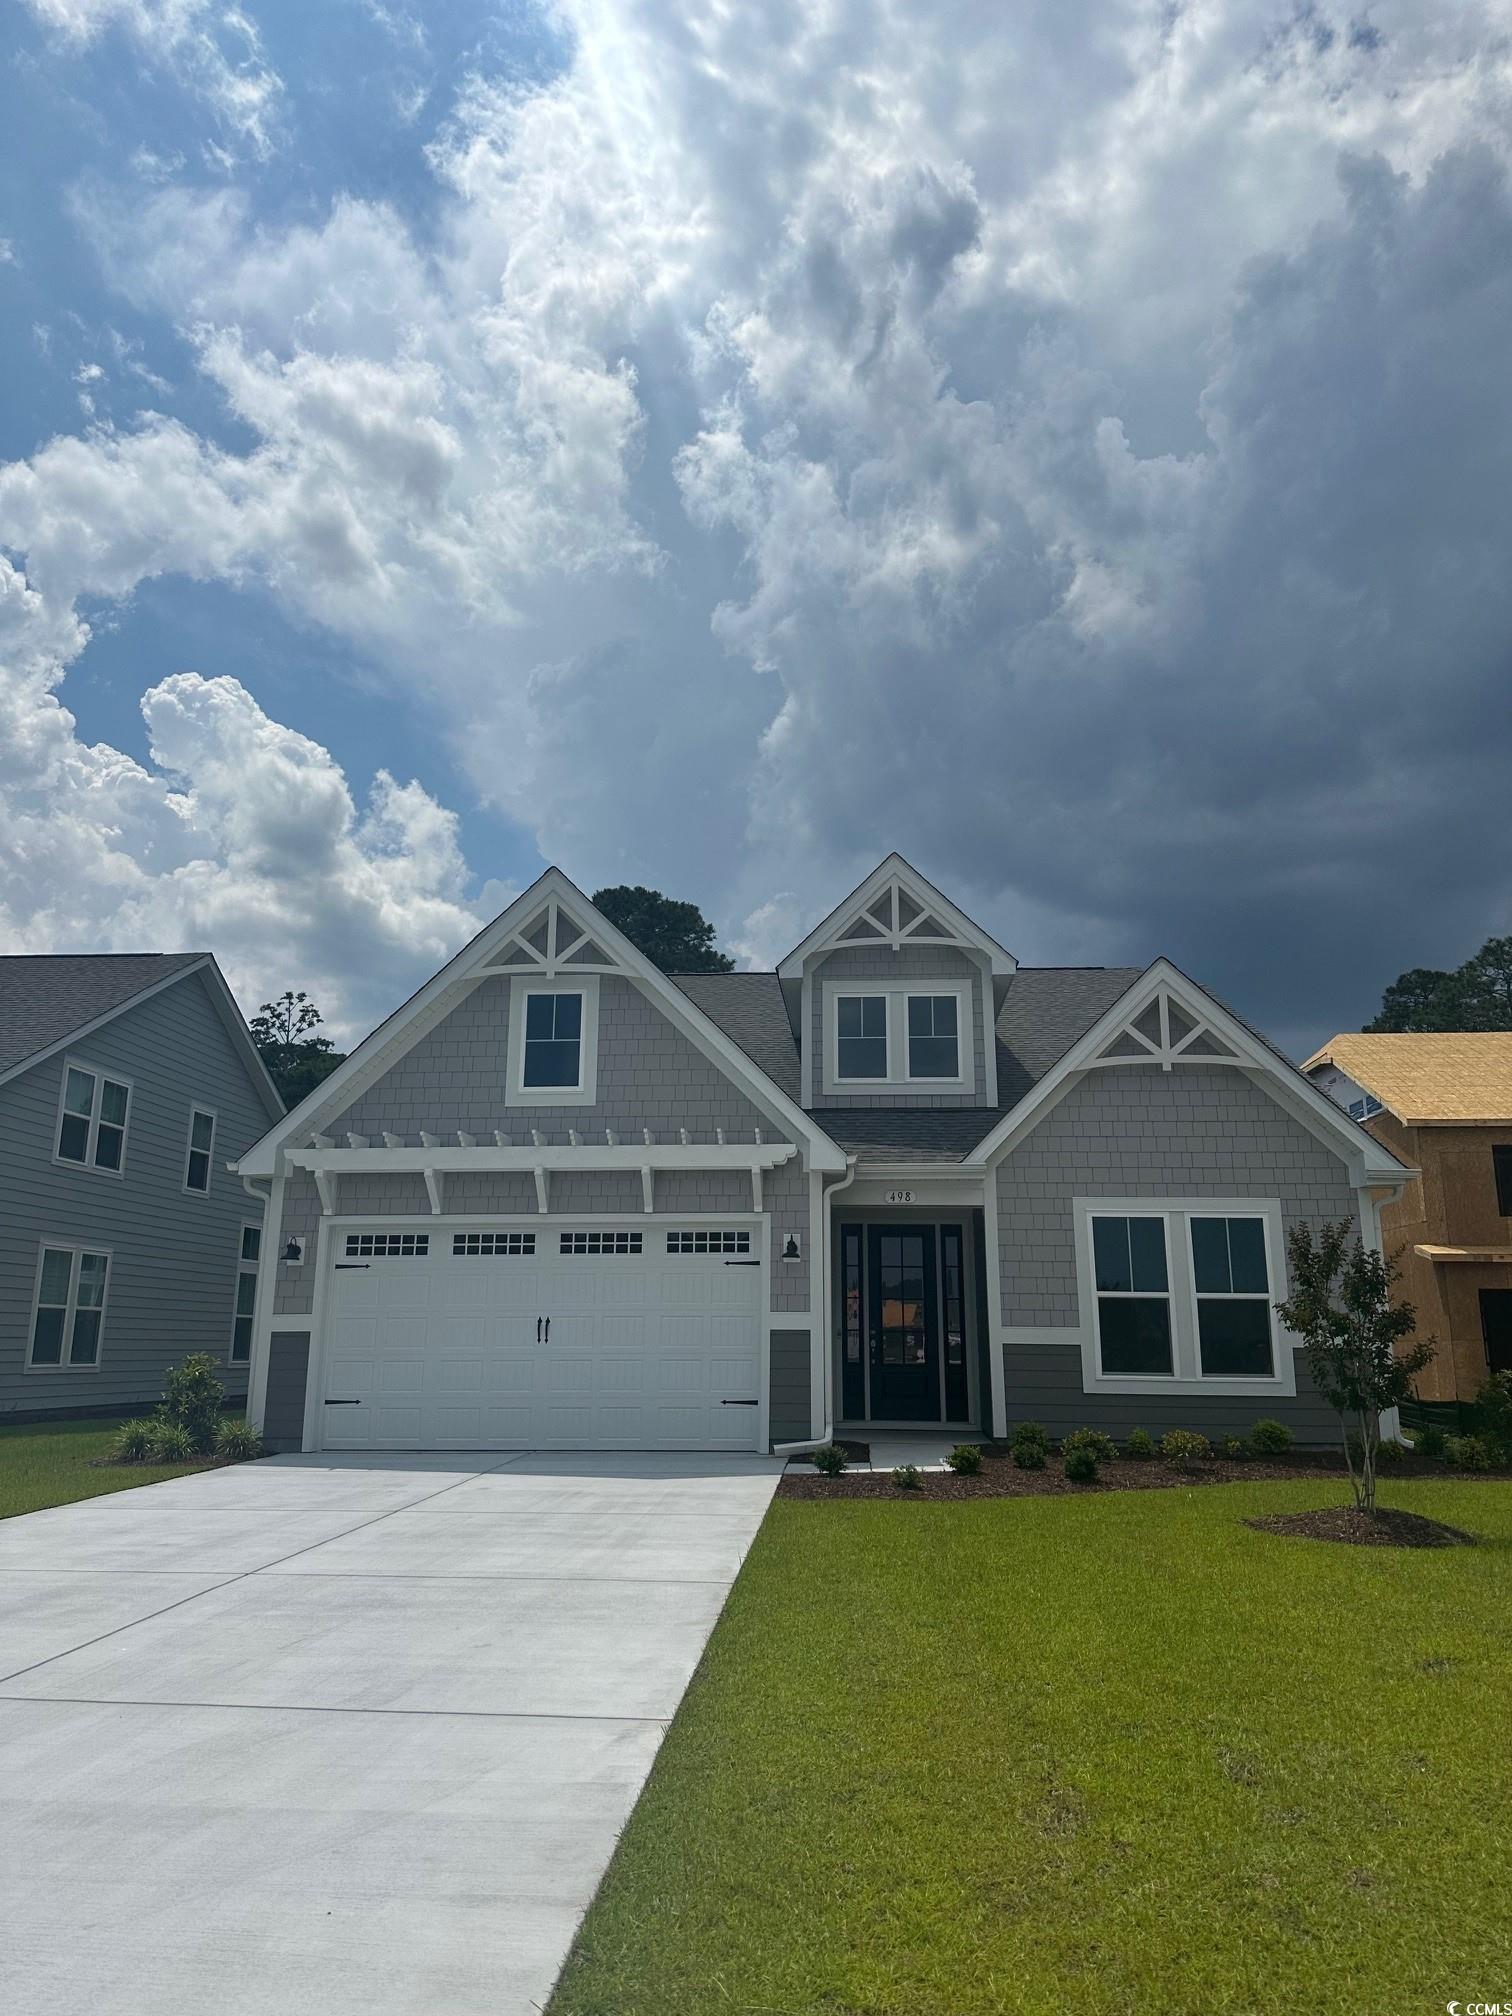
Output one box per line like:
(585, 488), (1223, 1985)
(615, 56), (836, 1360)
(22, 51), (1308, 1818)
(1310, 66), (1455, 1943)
(1090, 1215), (1173, 1375)
(1078, 1199), (1289, 1393)
(231, 1225), (260, 1363)
(508, 977), (599, 1105)
(1190, 1216), (1274, 1376)
(907, 994), (959, 1079)
(523, 992), (583, 1088)
(56, 1063), (130, 1173)
(184, 1107), (217, 1194)
(836, 996), (888, 1080)
(29, 1245), (110, 1368)
(828, 983), (972, 1090)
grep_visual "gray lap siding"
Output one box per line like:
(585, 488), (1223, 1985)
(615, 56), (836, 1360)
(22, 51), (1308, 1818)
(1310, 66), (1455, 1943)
(994, 1066), (1359, 1444)
(0, 971), (272, 1418)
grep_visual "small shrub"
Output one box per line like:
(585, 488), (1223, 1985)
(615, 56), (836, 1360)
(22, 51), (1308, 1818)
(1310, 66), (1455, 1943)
(1221, 1435), (1249, 1461)
(1160, 1428), (1212, 1472)
(1376, 1438), (1408, 1465)
(1010, 1421), (1050, 1470)
(1413, 1424), (1449, 1462)
(891, 1463), (922, 1491)
(811, 1443), (848, 1477)
(1124, 1427), (1155, 1461)
(1249, 1418), (1294, 1457)
(148, 1420), (197, 1464)
(1063, 1443), (1099, 1483)
(1474, 1370), (1512, 1459)
(158, 1352), (227, 1455)
(945, 1443), (983, 1475)
(112, 1418), (156, 1463)
(1062, 1427), (1117, 1463)
(214, 1418), (264, 1463)
(1447, 1434), (1494, 1473)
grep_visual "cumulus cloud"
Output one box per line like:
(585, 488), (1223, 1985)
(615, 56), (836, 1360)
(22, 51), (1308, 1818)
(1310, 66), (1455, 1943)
(5, 0), (1512, 1048)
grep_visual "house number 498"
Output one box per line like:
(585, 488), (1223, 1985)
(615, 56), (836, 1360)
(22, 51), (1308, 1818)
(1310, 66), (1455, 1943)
(885, 1188), (915, 1205)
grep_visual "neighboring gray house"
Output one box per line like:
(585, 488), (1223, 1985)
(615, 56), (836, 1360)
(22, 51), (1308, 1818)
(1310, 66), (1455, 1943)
(1, 955), (285, 1420)
(235, 859), (1411, 1453)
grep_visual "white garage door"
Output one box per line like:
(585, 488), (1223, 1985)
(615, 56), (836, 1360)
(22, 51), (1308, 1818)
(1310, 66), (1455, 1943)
(318, 1223), (764, 1451)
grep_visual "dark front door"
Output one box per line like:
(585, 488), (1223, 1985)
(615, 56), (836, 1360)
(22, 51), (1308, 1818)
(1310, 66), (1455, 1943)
(867, 1225), (940, 1421)
(1482, 1289), (1512, 1375)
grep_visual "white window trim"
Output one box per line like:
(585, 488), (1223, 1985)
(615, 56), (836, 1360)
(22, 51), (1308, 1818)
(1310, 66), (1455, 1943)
(822, 980), (973, 1094)
(505, 974), (601, 1107)
(52, 1056), (132, 1179)
(231, 1220), (260, 1364)
(26, 1240), (112, 1373)
(1072, 1197), (1296, 1397)
(183, 1104), (218, 1197)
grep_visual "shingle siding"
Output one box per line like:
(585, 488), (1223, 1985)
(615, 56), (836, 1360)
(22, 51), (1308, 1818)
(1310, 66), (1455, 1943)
(265, 976), (815, 1319)
(331, 974), (781, 1144)
(994, 1065), (1359, 1444)
(0, 970), (273, 1418)
(809, 946), (988, 1108)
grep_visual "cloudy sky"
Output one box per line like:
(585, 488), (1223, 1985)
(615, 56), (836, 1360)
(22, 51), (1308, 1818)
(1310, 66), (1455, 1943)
(2, 0), (1510, 1055)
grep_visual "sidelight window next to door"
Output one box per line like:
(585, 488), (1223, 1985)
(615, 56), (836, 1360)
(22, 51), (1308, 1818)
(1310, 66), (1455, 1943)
(839, 1222), (971, 1424)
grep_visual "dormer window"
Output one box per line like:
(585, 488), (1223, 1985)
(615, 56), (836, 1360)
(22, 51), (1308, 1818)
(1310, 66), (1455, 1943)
(824, 982), (972, 1094)
(907, 995), (959, 1080)
(836, 996), (888, 1080)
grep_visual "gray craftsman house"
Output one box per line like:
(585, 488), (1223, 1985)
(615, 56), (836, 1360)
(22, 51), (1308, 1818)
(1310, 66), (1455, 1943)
(0, 955), (284, 1420)
(235, 859), (1410, 1453)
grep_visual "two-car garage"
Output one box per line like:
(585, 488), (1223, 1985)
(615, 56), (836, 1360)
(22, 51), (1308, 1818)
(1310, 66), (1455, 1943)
(315, 1221), (766, 1452)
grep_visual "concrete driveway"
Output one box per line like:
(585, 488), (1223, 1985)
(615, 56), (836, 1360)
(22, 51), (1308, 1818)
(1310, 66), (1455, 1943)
(0, 1450), (782, 2016)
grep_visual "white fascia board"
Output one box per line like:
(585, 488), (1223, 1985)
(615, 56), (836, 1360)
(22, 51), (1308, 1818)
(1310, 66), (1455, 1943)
(776, 852), (1016, 980)
(238, 866), (846, 1177)
(963, 958), (1415, 1183)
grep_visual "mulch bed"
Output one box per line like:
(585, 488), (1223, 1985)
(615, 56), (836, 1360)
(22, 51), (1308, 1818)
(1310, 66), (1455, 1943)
(1245, 1506), (1478, 1549)
(778, 1445), (1511, 1503)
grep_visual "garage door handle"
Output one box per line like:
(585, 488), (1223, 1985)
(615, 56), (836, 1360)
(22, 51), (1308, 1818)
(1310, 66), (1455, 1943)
(324, 1399), (362, 1406)
(536, 1317), (542, 1342)
(544, 1317), (550, 1341)
(334, 1263), (370, 1270)
(721, 1398), (757, 1406)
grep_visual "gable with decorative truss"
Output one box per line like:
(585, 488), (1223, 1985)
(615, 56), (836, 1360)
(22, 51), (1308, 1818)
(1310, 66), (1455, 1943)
(1088, 984), (1240, 1069)
(482, 893), (622, 978)
(777, 853), (1016, 978)
(238, 868), (846, 1182)
(966, 959), (1411, 1187)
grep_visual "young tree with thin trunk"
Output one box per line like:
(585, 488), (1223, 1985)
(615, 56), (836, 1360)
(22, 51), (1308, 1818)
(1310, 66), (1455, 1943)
(1273, 1222), (1434, 1516)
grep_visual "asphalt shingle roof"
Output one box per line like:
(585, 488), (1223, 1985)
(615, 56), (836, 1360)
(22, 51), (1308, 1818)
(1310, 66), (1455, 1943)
(672, 964), (1144, 1161)
(0, 953), (206, 1080)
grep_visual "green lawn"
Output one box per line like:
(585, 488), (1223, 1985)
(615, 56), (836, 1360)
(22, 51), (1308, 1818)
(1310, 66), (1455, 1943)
(0, 1415), (212, 1518)
(552, 1479), (1512, 2015)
